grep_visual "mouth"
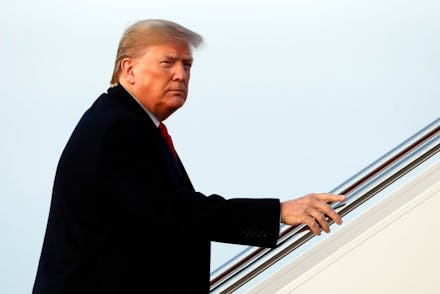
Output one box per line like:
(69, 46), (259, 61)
(169, 89), (186, 97)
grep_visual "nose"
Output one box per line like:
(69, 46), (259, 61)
(173, 63), (189, 82)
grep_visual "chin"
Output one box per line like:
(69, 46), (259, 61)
(173, 96), (186, 107)
(165, 100), (185, 115)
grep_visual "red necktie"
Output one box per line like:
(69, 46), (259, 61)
(158, 122), (178, 160)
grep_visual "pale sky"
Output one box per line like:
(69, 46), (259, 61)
(1, 0), (439, 293)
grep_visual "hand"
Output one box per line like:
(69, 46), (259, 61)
(280, 193), (346, 235)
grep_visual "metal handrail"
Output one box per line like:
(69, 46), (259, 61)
(210, 117), (440, 293)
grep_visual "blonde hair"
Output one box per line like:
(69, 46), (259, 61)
(110, 19), (203, 86)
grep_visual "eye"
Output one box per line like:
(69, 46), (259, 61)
(160, 60), (173, 67)
(183, 62), (192, 70)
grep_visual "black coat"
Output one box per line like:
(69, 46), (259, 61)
(33, 85), (281, 293)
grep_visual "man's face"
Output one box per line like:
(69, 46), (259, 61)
(129, 41), (193, 121)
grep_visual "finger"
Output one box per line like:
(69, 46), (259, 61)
(316, 193), (346, 203)
(314, 201), (343, 225)
(305, 216), (321, 235)
(308, 209), (330, 233)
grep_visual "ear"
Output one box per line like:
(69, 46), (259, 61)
(120, 57), (136, 84)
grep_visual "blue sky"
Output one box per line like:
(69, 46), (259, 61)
(1, 0), (439, 293)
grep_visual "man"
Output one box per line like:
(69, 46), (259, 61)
(33, 19), (345, 293)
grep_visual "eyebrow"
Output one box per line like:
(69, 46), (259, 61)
(162, 54), (193, 63)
